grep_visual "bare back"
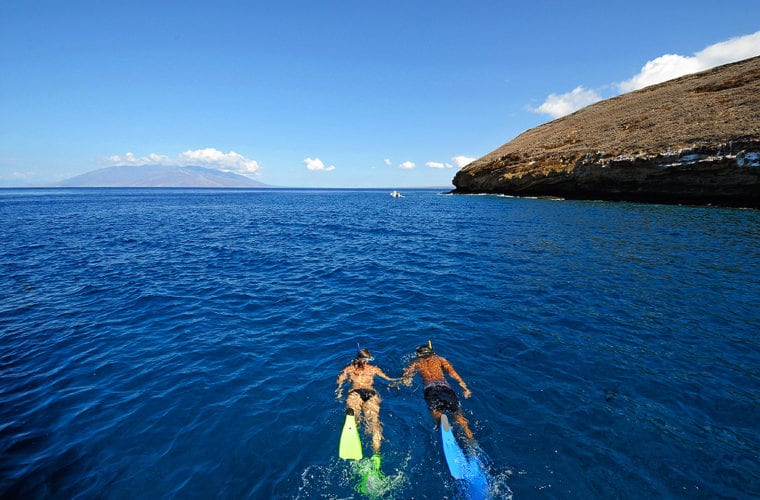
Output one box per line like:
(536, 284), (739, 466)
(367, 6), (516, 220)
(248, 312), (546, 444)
(413, 356), (449, 384)
(338, 364), (393, 390)
(403, 355), (465, 386)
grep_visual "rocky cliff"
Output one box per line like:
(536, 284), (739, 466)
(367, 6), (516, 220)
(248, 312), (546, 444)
(452, 56), (760, 208)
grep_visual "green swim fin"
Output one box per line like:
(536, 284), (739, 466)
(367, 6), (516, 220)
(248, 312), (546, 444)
(356, 454), (385, 497)
(339, 410), (363, 460)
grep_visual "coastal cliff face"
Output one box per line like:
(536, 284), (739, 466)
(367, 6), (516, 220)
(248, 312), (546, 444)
(453, 56), (760, 208)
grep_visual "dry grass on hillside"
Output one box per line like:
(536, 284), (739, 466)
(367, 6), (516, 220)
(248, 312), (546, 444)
(471, 56), (760, 169)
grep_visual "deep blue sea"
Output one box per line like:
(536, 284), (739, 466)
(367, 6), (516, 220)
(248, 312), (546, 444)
(1, 188), (759, 499)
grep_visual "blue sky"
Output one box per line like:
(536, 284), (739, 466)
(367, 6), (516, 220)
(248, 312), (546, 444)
(2, 1), (759, 188)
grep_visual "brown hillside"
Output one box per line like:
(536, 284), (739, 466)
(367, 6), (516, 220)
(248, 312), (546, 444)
(452, 56), (760, 208)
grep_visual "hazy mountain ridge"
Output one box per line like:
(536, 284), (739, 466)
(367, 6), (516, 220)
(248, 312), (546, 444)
(56, 165), (269, 188)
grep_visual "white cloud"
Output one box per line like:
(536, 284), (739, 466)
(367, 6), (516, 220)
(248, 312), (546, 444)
(532, 30), (760, 119)
(426, 161), (453, 169)
(5, 171), (37, 180)
(452, 155), (476, 168)
(384, 158), (392, 166)
(618, 31), (760, 92)
(532, 86), (603, 119)
(108, 152), (171, 165)
(698, 31), (760, 66)
(399, 161), (416, 170)
(303, 157), (336, 172)
(179, 148), (260, 174)
(107, 148), (260, 176)
(617, 54), (702, 93)
(425, 156), (476, 169)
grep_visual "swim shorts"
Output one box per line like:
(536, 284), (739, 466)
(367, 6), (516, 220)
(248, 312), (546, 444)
(423, 383), (459, 413)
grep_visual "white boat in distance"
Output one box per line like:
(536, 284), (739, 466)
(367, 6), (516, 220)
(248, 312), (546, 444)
(390, 190), (404, 198)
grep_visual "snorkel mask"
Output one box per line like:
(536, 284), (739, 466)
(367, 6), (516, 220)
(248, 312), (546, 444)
(416, 340), (434, 358)
(355, 344), (374, 363)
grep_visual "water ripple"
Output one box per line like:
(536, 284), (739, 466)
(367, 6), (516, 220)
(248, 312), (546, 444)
(1, 189), (759, 498)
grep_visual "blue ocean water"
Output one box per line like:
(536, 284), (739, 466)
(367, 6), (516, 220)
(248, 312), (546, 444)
(1, 188), (759, 499)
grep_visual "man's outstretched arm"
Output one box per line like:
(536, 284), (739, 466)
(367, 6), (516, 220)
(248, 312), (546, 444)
(442, 359), (471, 398)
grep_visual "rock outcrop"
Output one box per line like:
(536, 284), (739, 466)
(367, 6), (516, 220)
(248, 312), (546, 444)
(452, 56), (760, 208)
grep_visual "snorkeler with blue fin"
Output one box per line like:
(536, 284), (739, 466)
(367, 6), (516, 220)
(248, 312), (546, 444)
(397, 341), (491, 498)
(398, 340), (474, 440)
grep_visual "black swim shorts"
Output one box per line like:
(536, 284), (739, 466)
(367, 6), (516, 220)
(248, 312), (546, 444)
(423, 384), (459, 413)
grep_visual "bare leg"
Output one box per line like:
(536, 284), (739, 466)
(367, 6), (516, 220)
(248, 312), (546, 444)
(454, 411), (474, 440)
(363, 397), (383, 454)
(346, 391), (363, 424)
(431, 409), (442, 424)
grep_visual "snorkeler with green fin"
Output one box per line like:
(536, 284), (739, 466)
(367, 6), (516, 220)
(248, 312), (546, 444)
(336, 346), (398, 493)
(336, 346), (399, 495)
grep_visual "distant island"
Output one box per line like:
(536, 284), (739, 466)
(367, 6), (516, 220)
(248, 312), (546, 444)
(55, 165), (270, 188)
(453, 56), (760, 208)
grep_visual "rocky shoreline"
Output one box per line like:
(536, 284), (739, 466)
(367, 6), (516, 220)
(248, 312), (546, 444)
(453, 57), (760, 208)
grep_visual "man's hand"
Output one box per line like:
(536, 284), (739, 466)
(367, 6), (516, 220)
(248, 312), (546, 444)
(463, 387), (472, 399)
